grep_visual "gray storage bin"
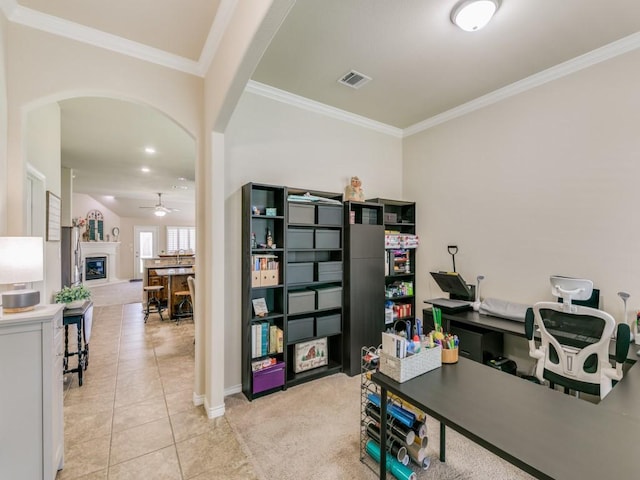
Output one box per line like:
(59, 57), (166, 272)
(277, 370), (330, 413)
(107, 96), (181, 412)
(287, 262), (313, 284)
(314, 286), (342, 309)
(316, 314), (341, 337)
(288, 289), (316, 314)
(287, 228), (314, 249)
(317, 205), (342, 226)
(317, 261), (343, 282)
(315, 229), (341, 249)
(288, 203), (315, 224)
(288, 317), (314, 343)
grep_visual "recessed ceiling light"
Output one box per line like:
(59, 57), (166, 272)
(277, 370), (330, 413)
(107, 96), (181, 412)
(144, 146), (156, 154)
(451, 0), (499, 32)
(141, 167), (150, 173)
(172, 185), (188, 190)
(177, 177), (187, 181)
(104, 195), (114, 200)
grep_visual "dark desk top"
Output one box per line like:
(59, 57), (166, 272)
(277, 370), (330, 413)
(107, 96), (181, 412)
(423, 307), (639, 362)
(372, 358), (640, 480)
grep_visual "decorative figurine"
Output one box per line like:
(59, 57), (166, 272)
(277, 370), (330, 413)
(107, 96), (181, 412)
(266, 229), (274, 249)
(344, 176), (365, 202)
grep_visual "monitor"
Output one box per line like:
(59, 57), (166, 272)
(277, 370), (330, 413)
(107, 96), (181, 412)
(430, 271), (473, 300)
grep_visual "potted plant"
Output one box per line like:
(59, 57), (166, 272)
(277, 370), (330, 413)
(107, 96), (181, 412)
(54, 284), (91, 309)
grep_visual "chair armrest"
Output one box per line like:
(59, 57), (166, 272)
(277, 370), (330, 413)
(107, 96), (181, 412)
(524, 307), (535, 340)
(615, 323), (630, 365)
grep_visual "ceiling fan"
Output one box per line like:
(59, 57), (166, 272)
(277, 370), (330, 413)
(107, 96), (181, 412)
(139, 193), (179, 217)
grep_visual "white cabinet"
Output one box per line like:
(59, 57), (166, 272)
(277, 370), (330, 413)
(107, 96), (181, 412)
(0, 304), (64, 480)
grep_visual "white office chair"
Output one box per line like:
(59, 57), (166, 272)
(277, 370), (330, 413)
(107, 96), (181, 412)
(525, 277), (630, 399)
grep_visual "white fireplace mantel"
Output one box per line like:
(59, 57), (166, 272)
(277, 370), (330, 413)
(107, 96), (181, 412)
(81, 242), (120, 285)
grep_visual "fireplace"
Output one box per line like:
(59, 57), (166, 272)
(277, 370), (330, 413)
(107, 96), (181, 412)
(85, 256), (107, 280)
(81, 241), (120, 285)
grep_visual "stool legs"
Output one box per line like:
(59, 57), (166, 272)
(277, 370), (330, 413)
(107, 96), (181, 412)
(174, 296), (193, 324)
(144, 290), (165, 323)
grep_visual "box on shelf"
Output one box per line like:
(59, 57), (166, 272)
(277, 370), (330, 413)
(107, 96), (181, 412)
(288, 317), (314, 343)
(251, 271), (261, 288)
(315, 229), (341, 249)
(317, 261), (342, 282)
(317, 205), (342, 226)
(379, 345), (442, 383)
(287, 228), (314, 249)
(287, 262), (313, 284)
(313, 285), (342, 309)
(288, 289), (315, 314)
(384, 212), (398, 223)
(316, 313), (341, 337)
(288, 203), (315, 224)
(253, 361), (285, 394)
(294, 337), (328, 373)
(259, 269), (279, 287)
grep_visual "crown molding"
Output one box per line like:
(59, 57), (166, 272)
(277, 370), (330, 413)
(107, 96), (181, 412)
(403, 31), (640, 137)
(197, 0), (238, 76)
(245, 80), (403, 138)
(6, 4), (202, 76)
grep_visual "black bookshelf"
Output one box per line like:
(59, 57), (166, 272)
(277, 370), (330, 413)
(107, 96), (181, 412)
(242, 183), (345, 400)
(342, 201), (385, 376)
(367, 198), (418, 333)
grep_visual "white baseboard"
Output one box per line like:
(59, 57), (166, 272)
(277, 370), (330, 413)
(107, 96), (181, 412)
(224, 383), (242, 397)
(204, 397), (225, 419)
(192, 391), (205, 406)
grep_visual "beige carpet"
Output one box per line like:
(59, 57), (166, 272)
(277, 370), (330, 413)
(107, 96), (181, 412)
(87, 280), (142, 307)
(225, 373), (535, 480)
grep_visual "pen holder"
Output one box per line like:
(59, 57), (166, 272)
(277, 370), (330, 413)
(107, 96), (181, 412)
(441, 347), (459, 364)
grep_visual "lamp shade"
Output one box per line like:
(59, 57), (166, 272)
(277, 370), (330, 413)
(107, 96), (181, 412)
(451, 0), (499, 32)
(0, 236), (44, 284)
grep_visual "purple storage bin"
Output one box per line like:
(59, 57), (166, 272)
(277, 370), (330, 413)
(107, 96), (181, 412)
(253, 361), (285, 394)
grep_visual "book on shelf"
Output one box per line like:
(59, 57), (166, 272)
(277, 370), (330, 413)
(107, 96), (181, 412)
(251, 254), (279, 272)
(251, 321), (283, 358)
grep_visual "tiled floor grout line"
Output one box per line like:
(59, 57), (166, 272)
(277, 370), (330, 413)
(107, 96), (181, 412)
(104, 304), (124, 479)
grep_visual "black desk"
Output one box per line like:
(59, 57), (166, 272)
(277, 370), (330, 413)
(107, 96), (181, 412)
(372, 357), (640, 480)
(63, 301), (93, 386)
(423, 308), (640, 363)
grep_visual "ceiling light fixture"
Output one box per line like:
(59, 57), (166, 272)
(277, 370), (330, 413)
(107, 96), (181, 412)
(141, 167), (150, 173)
(154, 209), (167, 217)
(451, 0), (499, 32)
(144, 146), (156, 154)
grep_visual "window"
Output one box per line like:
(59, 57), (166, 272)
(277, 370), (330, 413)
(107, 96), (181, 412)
(166, 226), (196, 253)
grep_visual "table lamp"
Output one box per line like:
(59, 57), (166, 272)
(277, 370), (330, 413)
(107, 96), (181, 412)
(0, 236), (44, 313)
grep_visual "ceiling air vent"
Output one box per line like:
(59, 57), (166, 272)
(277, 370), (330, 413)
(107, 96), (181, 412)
(338, 70), (371, 89)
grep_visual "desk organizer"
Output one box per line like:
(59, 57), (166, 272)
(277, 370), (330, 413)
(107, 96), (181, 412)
(441, 347), (459, 364)
(379, 345), (441, 383)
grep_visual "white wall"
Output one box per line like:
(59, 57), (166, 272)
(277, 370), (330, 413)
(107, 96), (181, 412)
(223, 91), (404, 389)
(26, 103), (61, 303)
(404, 48), (640, 342)
(0, 14), (7, 234)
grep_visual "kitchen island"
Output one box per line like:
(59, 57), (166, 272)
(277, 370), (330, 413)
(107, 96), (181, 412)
(143, 255), (195, 320)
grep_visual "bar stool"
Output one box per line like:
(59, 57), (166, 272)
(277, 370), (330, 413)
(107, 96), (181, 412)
(143, 285), (165, 323)
(173, 290), (192, 323)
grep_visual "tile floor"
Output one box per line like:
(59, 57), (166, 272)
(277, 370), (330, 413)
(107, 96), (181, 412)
(57, 302), (258, 480)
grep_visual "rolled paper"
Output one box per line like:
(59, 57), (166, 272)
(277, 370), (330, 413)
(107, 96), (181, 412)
(422, 456), (431, 470)
(412, 421), (427, 439)
(401, 454), (409, 466)
(365, 439), (417, 480)
(413, 434), (428, 449)
(365, 403), (416, 445)
(367, 393), (416, 427)
(406, 441), (426, 464)
(365, 422), (407, 462)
